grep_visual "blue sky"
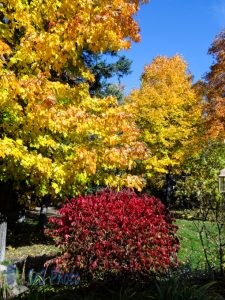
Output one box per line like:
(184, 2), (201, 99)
(118, 0), (225, 94)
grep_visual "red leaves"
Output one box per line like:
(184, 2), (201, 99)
(48, 189), (180, 275)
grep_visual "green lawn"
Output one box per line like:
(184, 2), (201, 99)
(176, 218), (219, 269)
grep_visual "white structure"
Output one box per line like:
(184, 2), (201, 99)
(219, 168), (225, 193)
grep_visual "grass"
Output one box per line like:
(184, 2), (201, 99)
(176, 218), (218, 269)
(5, 244), (58, 262)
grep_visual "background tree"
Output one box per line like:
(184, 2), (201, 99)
(126, 55), (202, 205)
(205, 29), (225, 138)
(83, 51), (131, 102)
(0, 0), (147, 263)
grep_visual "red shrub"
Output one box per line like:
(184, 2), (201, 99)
(47, 189), (179, 275)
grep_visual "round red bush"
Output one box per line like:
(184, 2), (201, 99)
(47, 189), (179, 275)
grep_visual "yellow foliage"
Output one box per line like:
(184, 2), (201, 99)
(0, 0), (147, 75)
(0, 0), (148, 203)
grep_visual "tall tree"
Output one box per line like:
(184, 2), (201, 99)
(83, 51), (132, 101)
(0, 0), (147, 262)
(205, 29), (225, 138)
(126, 55), (202, 204)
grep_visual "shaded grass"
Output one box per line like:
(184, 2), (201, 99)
(6, 209), (58, 261)
(7, 210), (51, 247)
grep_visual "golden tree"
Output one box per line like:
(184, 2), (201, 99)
(126, 55), (202, 176)
(0, 0), (148, 205)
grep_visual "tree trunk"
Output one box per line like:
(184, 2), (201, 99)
(38, 204), (48, 233)
(165, 172), (171, 208)
(0, 218), (7, 263)
(38, 196), (51, 233)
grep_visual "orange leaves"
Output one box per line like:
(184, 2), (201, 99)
(206, 30), (225, 97)
(205, 30), (225, 140)
(0, 40), (11, 56)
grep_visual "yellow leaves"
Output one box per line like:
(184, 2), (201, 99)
(121, 174), (144, 191)
(1, 0), (145, 77)
(52, 182), (60, 194)
(77, 148), (97, 174)
(104, 173), (145, 192)
(0, 138), (23, 159)
(37, 135), (58, 150)
(75, 172), (88, 185)
(15, 139), (23, 146)
(0, 137), (53, 181)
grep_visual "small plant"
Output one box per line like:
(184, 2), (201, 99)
(150, 277), (218, 300)
(0, 261), (23, 299)
(47, 189), (180, 278)
(0, 278), (10, 300)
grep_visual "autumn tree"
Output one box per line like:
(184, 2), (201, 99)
(126, 55), (202, 204)
(204, 29), (225, 138)
(0, 0), (148, 263)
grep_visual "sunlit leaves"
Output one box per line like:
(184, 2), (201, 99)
(1, 0), (146, 76)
